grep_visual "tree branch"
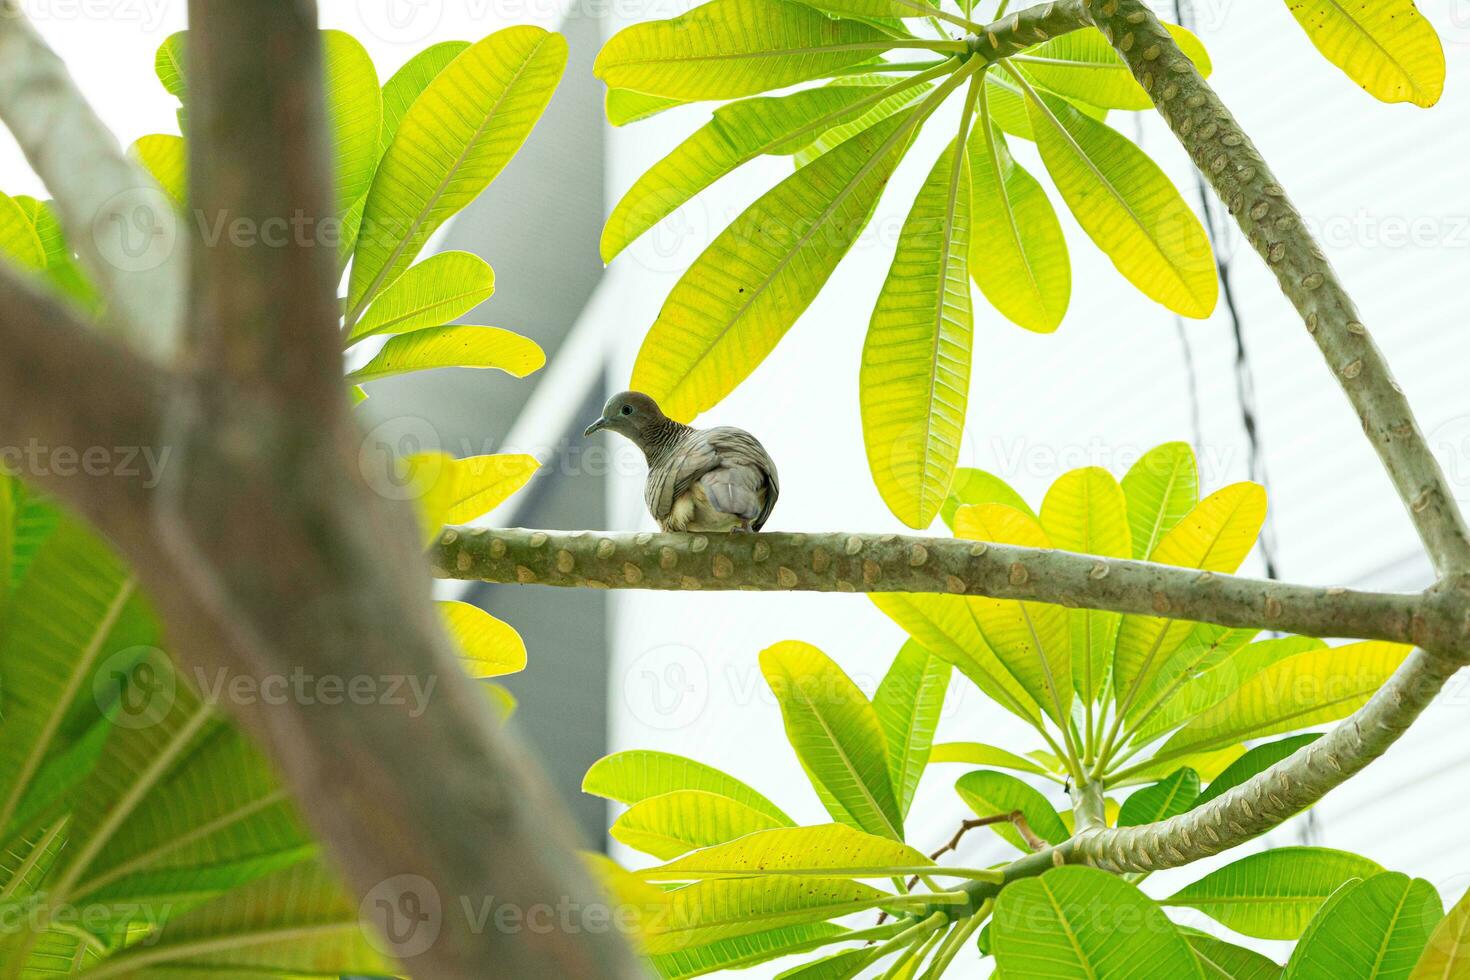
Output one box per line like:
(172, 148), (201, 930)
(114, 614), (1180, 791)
(1082, 0), (1470, 577)
(182, 0), (345, 410)
(0, 263), (167, 548)
(969, 0), (1088, 61)
(430, 527), (1460, 650)
(0, 1), (185, 361)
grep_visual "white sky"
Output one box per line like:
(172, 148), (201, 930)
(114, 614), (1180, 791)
(0, 0), (575, 198)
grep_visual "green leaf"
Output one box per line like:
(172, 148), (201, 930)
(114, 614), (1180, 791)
(631, 108), (915, 422)
(379, 39), (470, 155)
(928, 742), (1057, 779)
(405, 452), (543, 537)
(760, 641), (904, 839)
(1193, 733), (1322, 809)
(966, 116), (1070, 332)
(12, 196), (99, 311)
(872, 641), (950, 818)
(602, 82), (912, 263)
(1284, 0), (1444, 107)
(993, 866), (1204, 978)
(787, 0), (937, 20)
(1113, 482), (1267, 714)
(1117, 743), (1245, 787)
(321, 30), (382, 222)
(861, 136), (972, 529)
(954, 770), (1068, 851)
(1284, 872), (1441, 979)
(606, 88), (688, 126)
(1184, 929), (1283, 979)
(1122, 442), (1199, 560)
(593, 0), (894, 100)
(654, 921), (849, 978)
(437, 599), (525, 678)
(75, 858), (391, 975)
(346, 324), (544, 384)
(155, 31), (187, 99)
(129, 134), (188, 207)
(953, 504), (1073, 725)
(1014, 24), (1212, 111)
(347, 26), (566, 318)
(1155, 640), (1412, 760)
(634, 875), (892, 955)
(1165, 847), (1385, 940)
(346, 250), (496, 343)
(940, 467), (1035, 529)
(790, 74), (933, 168)
(1410, 883), (1470, 979)
(1124, 626), (1271, 746)
(1023, 83), (1217, 317)
(612, 789), (787, 860)
(1040, 467), (1129, 704)
(870, 593), (1043, 727)
(1117, 767), (1198, 826)
(641, 823), (931, 881)
(776, 948), (875, 978)
(583, 750), (792, 824)
(0, 191), (45, 271)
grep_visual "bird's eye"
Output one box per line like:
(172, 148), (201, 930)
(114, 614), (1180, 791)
(620, 404), (632, 416)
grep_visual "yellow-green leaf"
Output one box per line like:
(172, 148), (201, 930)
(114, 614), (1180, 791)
(1015, 24), (1212, 111)
(406, 451), (541, 538)
(602, 83), (911, 263)
(1155, 641), (1412, 760)
(995, 867), (1204, 978)
(129, 134), (188, 208)
(760, 641), (904, 840)
(929, 742), (1057, 779)
(1284, 872), (1441, 979)
(954, 504), (1072, 724)
(347, 325), (544, 384)
(633, 875), (891, 955)
(941, 467), (1036, 529)
(1411, 883), (1470, 979)
(861, 138), (972, 530)
(1113, 482), (1266, 712)
(788, 0), (937, 20)
(1285, 0), (1445, 107)
(955, 770), (1067, 851)
(0, 192), (45, 271)
(790, 74), (933, 168)
(322, 30), (382, 221)
(870, 593), (1043, 727)
(437, 599), (525, 678)
(612, 790), (787, 860)
(606, 88), (687, 126)
(640, 823), (931, 880)
(1165, 847), (1384, 940)
(584, 751), (793, 824)
(348, 26), (565, 317)
(593, 0), (893, 101)
(966, 116), (1069, 332)
(873, 641), (950, 817)
(379, 40), (470, 155)
(1023, 84), (1217, 318)
(347, 250), (496, 344)
(1040, 467), (1129, 704)
(632, 109), (915, 422)
(1122, 441), (1199, 560)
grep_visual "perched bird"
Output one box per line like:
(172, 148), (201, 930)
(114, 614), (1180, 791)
(584, 391), (779, 532)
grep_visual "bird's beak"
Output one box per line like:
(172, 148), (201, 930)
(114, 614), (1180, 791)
(583, 417), (607, 438)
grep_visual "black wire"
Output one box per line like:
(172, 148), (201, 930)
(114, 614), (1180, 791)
(1170, 0), (1281, 581)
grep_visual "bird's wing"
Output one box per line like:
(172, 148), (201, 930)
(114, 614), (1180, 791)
(645, 433), (719, 522)
(699, 427), (780, 530)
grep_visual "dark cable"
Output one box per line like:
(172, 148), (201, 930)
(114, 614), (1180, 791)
(1171, 0), (1282, 581)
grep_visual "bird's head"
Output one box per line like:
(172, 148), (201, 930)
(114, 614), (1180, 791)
(583, 390), (670, 445)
